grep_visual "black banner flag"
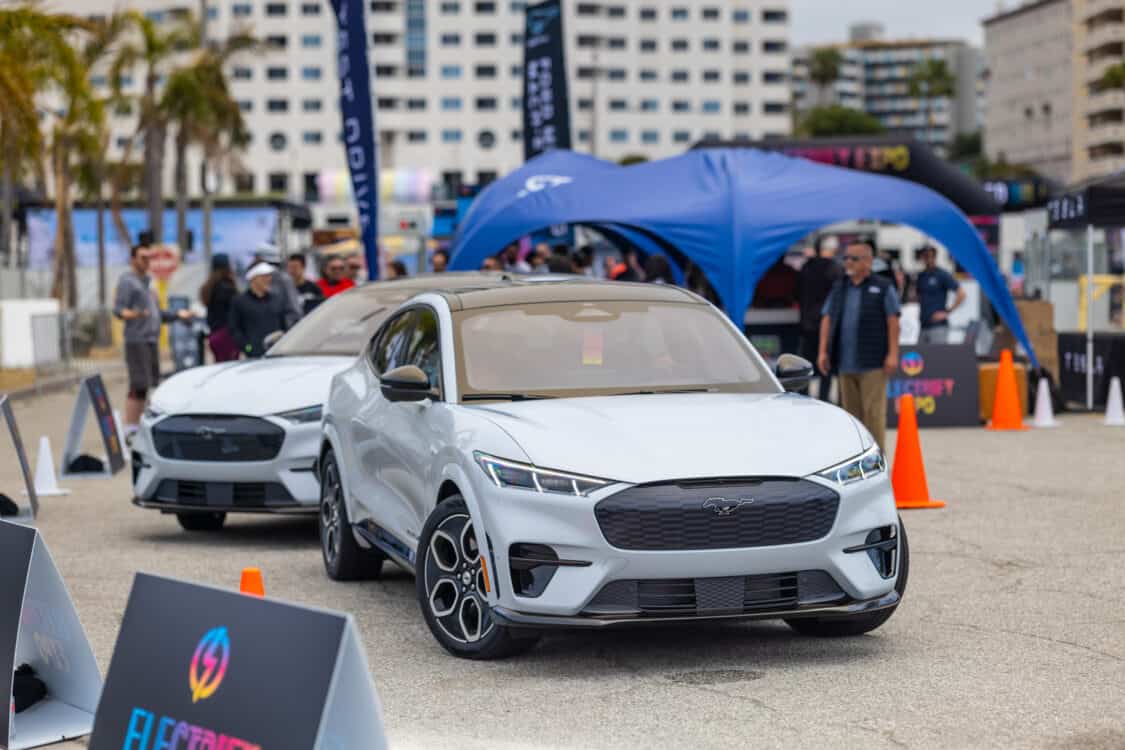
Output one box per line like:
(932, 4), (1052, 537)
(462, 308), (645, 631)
(522, 0), (572, 160)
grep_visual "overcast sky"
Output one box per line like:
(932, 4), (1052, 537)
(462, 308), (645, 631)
(790, 0), (989, 48)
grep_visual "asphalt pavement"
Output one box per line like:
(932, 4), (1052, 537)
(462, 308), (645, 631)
(3, 374), (1124, 749)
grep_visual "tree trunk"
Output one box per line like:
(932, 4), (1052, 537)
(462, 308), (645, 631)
(1, 145), (13, 269)
(174, 125), (188, 254)
(202, 160), (213, 263)
(96, 179), (107, 309)
(144, 118), (167, 244)
(50, 142), (67, 302)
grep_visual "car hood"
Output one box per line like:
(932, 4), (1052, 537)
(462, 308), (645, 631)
(469, 393), (868, 485)
(150, 356), (354, 416)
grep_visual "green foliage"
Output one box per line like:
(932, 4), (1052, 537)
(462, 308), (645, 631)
(907, 58), (957, 101)
(797, 105), (885, 137)
(949, 131), (982, 162)
(808, 47), (843, 88)
(618, 154), (649, 166)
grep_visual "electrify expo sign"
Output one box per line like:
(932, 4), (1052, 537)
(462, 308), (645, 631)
(331, 0), (380, 280)
(522, 0), (572, 160)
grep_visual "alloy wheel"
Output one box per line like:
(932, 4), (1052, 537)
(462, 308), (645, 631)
(320, 460), (342, 568)
(423, 513), (493, 644)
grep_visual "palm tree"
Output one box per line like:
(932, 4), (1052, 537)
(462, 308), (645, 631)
(907, 58), (957, 148)
(110, 10), (199, 245)
(808, 47), (843, 107)
(160, 29), (255, 257)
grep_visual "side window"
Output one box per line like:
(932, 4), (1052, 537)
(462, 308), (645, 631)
(402, 308), (442, 394)
(369, 312), (414, 375)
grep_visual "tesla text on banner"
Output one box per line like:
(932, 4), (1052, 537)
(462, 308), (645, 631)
(331, 0), (380, 280)
(522, 0), (572, 160)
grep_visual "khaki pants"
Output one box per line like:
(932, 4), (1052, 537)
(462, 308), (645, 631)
(839, 369), (888, 451)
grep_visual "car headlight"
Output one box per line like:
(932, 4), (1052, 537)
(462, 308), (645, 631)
(815, 445), (887, 485)
(474, 452), (610, 497)
(274, 405), (323, 424)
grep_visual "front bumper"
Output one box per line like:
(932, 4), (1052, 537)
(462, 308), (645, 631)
(470, 469), (901, 619)
(131, 415), (321, 514)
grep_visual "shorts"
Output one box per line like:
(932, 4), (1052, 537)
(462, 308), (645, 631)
(125, 341), (160, 392)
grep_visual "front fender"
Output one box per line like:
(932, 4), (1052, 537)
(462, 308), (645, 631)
(437, 460), (501, 604)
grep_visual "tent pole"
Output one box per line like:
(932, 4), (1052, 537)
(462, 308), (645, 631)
(1086, 223), (1094, 411)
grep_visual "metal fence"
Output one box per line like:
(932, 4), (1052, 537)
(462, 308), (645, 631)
(29, 308), (113, 375)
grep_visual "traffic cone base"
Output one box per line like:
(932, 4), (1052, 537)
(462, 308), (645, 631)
(31, 435), (70, 497)
(987, 349), (1028, 431)
(1032, 377), (1059, 428)
(239, 567), (265, 597)
(1105, 376), (1125, 427)
(891, 394), (945, 511)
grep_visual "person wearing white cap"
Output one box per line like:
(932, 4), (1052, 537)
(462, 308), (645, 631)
(252, 241), (302, 327)
(228, 262), (290, 358)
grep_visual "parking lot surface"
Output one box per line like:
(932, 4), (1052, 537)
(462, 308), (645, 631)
(4, 377), (1124, 749)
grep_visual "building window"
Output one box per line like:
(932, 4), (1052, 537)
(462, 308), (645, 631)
(639, 7), (656, 20)
(407, 130), (427, 143)
(763, 8), (788, 22)
(640, 99), (659, 112)
(764, 102), (787, 114)
(641, 130), (659, 144)
(302, 98), (322, 112)
(441, 97), (462, 111)
(511, 129), (522, 141)
(763, 71), (786, 84)
(703, 70), (721, 83)
(609, 129), (628, 143)
(303, 130), (322, 144)
(607, 36), (626, 49)
(510, 96), (521, 109)
(232, 67), (252, 80)
(475, 0), (496, 11)
(372, 32), (396, 45)
(301, 34), (321, 48)
(510, 1), (527, 10)
(671, 7), (688, 20)
(702, 38), (720, 51)
(476, 97), (498, 111)
(300, 2), (320, 14)
(732, 9), (750, 22)
(478, 170), (498, 184)
(606, 68), (626, 81)
(232, 3), (251, 16)
(702, 6), (720, 19)
(377, 97), (399, 110)
(510, 64), (522, 77)
(577, 67), (596, 79)
(577, 98), (593, 111)
(576, 130), (591, 142)
(702, 100), (721, 114)
(265, 2), (286, 16)
(406, 97), (426, 110)
(269, 132), (287, 151)
(673, 131), (691, 143)
(733, 71), (751, 85)
(267, 98), (288, 112)
(640, 39), (657, 52)
(671, 70), (689, 83)
(576, 3), (600, 15)
(303, 172), (319, 202)
(478, 130), (496, 149)
(266, 35), (287, 49)
(440, 1), (459, 11)
(440, 32), (461, 45)
(267, 67), (288, 81)
(672, 100), (690, 112)
(733, 40), (750, 54)
(671, 39), (688, 52)
(237, 100), (252, 112)
(639, 69), (658, 82)
(510, 32), (523, 44)
(475, 64), (497, 78)
(734, 102), (751, 115)
(268, 172), (288, 194)
(609, 99), (627, 111)
(441, 64), (462, 78)
(370, 1), (397, 10)
(234, 172), (254, 193)
(607, 5), (625, 18)
(442, 129), (462, 143)
(763, 40), (787, 53)
(301, 66), (322, 81)
(475, 32), (497, 46)
(375, 64), (398, 77)
(700, 131), (721, 142)
(577, 34), (598, 48)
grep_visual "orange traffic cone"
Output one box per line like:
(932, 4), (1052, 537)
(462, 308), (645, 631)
(239, 567), (265, 597)
(987, 349), (1028, 431)
(892, 394), (945, 509)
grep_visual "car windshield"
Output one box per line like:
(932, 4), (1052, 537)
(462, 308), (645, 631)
(453, 300), (777, 400)
(268, 292), (397, 356)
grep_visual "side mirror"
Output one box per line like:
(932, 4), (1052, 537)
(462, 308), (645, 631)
(775, 353), (815, 392)
(263, 330), (285, 351)
(381, 365), (432, 403)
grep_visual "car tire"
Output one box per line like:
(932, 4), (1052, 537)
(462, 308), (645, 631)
(319, 449), (385, 581)
(785, 517), (910, 638)
(176, 512), (226, 532)
(416, 497), (539, 660)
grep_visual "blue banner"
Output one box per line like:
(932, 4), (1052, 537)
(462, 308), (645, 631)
(331, 0), (380, 280)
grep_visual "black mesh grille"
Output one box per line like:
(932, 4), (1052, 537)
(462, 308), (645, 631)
(584, 570), (844, 617)
(594, 477), (839, 551)
(154, 480), (296, 508)
(152, 415), (285, 462)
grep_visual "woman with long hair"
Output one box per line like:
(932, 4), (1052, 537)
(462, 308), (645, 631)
(200, 254), (240, 362)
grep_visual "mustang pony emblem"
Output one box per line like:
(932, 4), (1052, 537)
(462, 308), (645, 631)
(703, 497), (753, 517)
(195, 426), (227, 441)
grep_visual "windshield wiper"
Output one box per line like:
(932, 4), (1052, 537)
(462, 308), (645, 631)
(614, 388), (713, 396)
(461, 393), (555, 402)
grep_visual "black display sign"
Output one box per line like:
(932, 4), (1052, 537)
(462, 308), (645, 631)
(0, 522), (36, 746)
(886, 344), (981, 428)
(1, 395), (37, 519)
(90, 574), (385, 750)
(1046, 175), (1125, 230)
(1058, 332), (1125, 407)
(522, 0), (572, 160)
(61, 374), (125, 477)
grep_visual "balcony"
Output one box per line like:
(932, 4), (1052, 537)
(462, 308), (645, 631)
(1085, 20), (1125, 54)
(1087, 56), (1121, 85)
(1086, 120), (1125, 147)
(1084, 153), (1125, 180)
(1086, 88), (1125, 116)
(1084, 0), (1124, 24)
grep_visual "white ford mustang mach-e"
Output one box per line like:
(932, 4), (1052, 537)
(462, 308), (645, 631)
(131, 273), (507, 531)
(319, 280), (907, 659)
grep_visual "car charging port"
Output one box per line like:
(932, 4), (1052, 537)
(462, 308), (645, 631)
(843, 525), (898, 580)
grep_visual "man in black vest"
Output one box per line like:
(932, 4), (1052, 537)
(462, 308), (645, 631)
(817, 242), (901, 450)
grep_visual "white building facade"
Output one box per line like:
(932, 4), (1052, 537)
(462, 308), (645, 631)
(62, 0), (792, 214)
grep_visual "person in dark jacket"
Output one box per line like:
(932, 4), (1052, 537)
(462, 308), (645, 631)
(798, 240), (842, 401)
(229, 263), (290, 358)
(286, 252), (324, 315)
(817, 242), (901, 451)
(199, 253), (240, 362)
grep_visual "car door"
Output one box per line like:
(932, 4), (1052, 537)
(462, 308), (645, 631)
(373, 306), (448, 548)
(347, 310), (414, 542)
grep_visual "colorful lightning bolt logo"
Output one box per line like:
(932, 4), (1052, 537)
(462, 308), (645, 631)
(188, 627), (230, 704)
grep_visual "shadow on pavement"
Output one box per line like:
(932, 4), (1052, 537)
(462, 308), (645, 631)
(133, 516), (318, 549)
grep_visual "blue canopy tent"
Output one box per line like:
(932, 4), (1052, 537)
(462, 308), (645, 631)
(450, 148), (1038, 367)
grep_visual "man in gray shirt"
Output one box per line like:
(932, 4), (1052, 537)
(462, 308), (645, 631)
(113, 245), (191, 437)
